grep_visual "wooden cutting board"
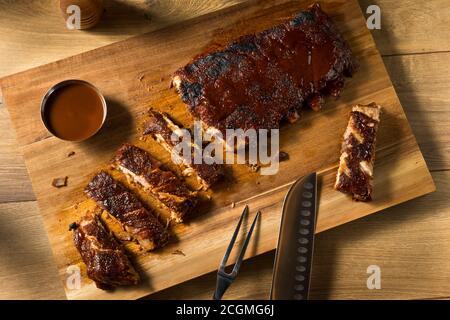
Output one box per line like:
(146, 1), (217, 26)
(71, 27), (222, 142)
(0, 0), (435, 300)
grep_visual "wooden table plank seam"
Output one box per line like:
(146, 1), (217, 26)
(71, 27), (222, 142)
(381, 50), (450, 58)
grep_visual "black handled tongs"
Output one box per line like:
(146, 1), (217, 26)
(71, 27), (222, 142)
(212, 205), (260, 300)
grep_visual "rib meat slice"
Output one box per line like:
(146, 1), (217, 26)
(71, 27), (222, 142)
(113, 144), (198, 223)
(72, 210), (139, 290)
(85, 171), (169, 250)
(334, 103), (381, 201)
(173, 3), (357, 136)
(142, 110), (223, 189)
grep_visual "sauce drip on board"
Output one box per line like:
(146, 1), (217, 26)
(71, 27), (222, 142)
(44, 82), (105, 141)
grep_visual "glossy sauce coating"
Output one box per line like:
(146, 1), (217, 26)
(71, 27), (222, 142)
(114, 143), (198, 222)
(84, 171), (169, 250)
(335, 103), (381, 201)
(72, 211), (139, 289)
(143, 110), (224, 187)
(44, 82), (104, 141)
(174, 3), (357, 134)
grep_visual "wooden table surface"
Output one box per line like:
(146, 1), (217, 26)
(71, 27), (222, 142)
(0, 0), (449, 300)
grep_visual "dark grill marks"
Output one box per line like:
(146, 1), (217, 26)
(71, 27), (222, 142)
(70, 3), (359, 290)
(84, 171), (169, 250)
(334, 103), (381, 201)
(142, 110), (223, 189)
(113, 144), (198, 223)
(173, 3), (357, 135)
(72, 211), (140, 289)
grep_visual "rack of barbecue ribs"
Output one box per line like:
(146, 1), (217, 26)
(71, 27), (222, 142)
(334, 103), (381, 201)
(66, 2), (360, 290)
(84, 171), (169, 250)
(172, 3), (357, 137)
(143, 110), (223, 189)
(113, 144), (198, 223)
(71, 210), (140, 290)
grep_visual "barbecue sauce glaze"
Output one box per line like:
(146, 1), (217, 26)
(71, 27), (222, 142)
(44, 82), (105, 141)
(174, 3), (357, 134)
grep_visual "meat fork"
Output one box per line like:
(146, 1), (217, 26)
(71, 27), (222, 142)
(213, 205), (261, 300)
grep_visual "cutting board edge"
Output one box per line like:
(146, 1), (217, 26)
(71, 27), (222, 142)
(0, 0), (270, 90)
(0, 0), (436, 300)
(63, 171), (436, 300)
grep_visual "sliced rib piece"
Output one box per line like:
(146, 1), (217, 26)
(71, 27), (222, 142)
(85, 171), (169, 250)
(173, 3), (357, 136)
(142, 110), (223, 189)
(334, 103), (381, 201)
(72, 210), (139, 290)
(113, 144), (198, 223)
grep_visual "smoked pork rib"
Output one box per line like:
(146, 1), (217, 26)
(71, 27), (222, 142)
(113, 144), (198, 223)
(72, 211), (139, 289)
(173, 3), (357, 135)
(143, 110), (223, 189)
(334, 103), (381, 201)
(85, 171), (169, 250)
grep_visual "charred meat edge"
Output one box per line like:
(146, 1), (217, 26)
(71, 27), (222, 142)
(172, 3), (357, 137)
(334, 103), (381, 201)
(142, 110), (223, 189)
(72, 211), (140, 290)
(84, 171), (169, 250)
(113, 143), (198, 223)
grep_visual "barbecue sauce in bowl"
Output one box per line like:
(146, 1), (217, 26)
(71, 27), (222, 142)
(41, 80), (106, 141)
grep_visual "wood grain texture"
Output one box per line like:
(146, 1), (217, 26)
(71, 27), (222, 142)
(309, 171), (450, 300)
(0, 201), (65, 299)
(152, 171), (450, 300)
(0, 0), (243, 78)
(0, 106), (35, 203)
(2, 0), (449, 79)
(0, 0), (448, 300)
(0, 0), (434, 299)
(384, 52), (450, 171)
(359, 0), (450, 55)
